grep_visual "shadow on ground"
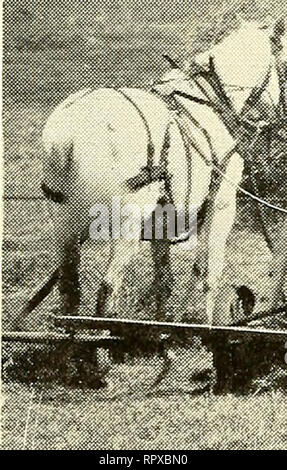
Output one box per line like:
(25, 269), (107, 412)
(2, 338), (286, 396)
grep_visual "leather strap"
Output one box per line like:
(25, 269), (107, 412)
(115, 89), (155, 167)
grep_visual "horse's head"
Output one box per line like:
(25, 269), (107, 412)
(194, 17), (287, 116)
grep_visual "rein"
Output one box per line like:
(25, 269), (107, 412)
(172, 60), (287, 216)
(115, 88), (155, 167)
(172, 109), (287, 214)
(166, 56), (287, 247)
(117, 56), (286, 250)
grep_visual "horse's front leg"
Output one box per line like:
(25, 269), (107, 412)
(151, 238), (173, 321)
(205, 153), (244, 325)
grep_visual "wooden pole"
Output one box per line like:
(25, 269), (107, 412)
(53, 315), (287, 338)
(20, 232), (88, 317)
(2, 330), (122, 346)
(23, 269), (59, 316)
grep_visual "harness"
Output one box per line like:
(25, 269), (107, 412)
(115, 60), (286, 247)
(114, 89), (172, 200)
(177, 57), (287, 250)
(114, 89), (170, 192)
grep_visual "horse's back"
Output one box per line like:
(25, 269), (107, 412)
(43, 87), (170, 163)
(42, 86), (173, 216)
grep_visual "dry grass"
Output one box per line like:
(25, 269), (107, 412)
(2, 353), (287, 450)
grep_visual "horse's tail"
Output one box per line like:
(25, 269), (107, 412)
(41, 137), (74, 203)
(41, 89), (93, 203)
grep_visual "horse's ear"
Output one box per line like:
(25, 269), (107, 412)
(273, 17), (286, 39)
(270, 17), (286, 54)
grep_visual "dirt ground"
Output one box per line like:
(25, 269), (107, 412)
(2, 0), (287, 450)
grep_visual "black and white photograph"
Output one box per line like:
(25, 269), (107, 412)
(1, 0), (287, 451)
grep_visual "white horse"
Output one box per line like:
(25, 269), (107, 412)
(42, 17), (286, 325)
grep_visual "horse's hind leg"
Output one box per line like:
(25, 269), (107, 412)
(151, 238), (173, 321)
(96, 245), (115, 317)
(95, 184), (164, 318)
(96, 239), (173, 322)
(59, 234), (81, 316)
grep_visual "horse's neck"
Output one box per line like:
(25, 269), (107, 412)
(190, 60), (282, 122)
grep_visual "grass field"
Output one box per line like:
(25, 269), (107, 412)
(2, 370), (287, 450)
(2, 0), (287, 450)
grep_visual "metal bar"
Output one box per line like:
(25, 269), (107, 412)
(53, 315), (287, 337)
(2, 330), (122, 346)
